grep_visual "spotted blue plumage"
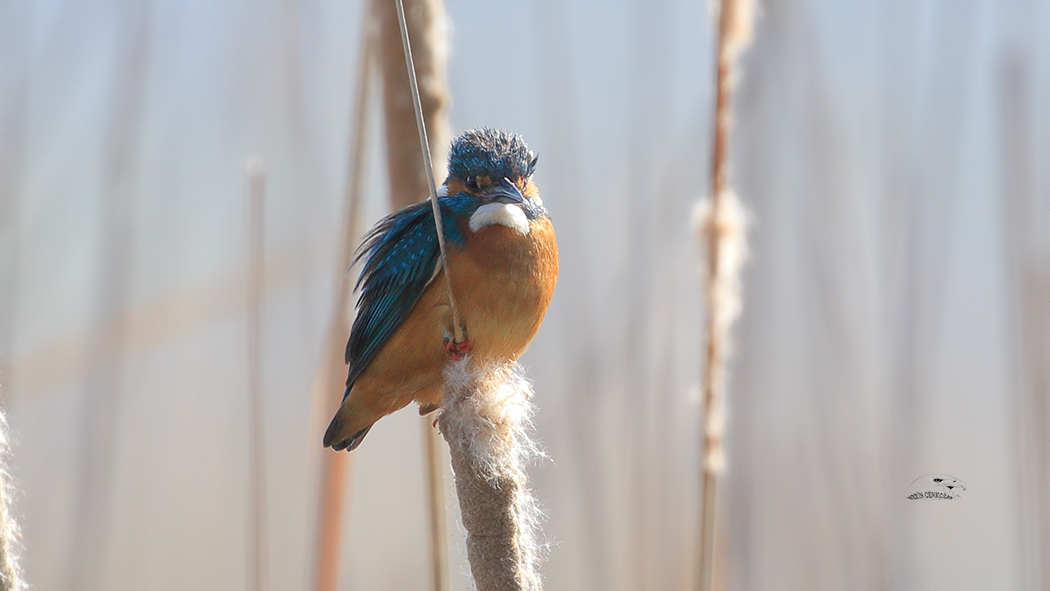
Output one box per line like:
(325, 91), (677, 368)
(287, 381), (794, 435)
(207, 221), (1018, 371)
(342, 194), (475, 396)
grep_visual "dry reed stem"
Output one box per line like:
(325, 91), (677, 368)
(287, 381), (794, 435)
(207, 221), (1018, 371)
(377, 0), (450, 210)
(1000, 54), (1050, 591)
(246, 158), (269, 591)
(694, 191), (748, 471)
(394, 0), (463, 347)
(438, 359), (546, 591)
(423, 419), (452, 591)
(694, 191), (749, 591)
(311, 5), (375, 589)
(697, 0), (755, 590)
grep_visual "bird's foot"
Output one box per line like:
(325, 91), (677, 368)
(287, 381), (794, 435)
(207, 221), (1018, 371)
(443, 338), (473, 361)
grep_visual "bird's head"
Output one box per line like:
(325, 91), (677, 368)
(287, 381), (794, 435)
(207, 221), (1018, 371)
(928, 474), (965, 493)
(442, 128), (546, 234)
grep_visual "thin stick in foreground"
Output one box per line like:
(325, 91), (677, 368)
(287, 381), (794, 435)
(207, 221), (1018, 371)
(393, 0), (463, 344)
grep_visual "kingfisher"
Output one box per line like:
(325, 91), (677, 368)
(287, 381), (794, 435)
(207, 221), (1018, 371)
(323, 128), (559, 451)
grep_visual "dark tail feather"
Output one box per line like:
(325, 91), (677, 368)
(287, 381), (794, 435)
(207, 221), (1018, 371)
(325, 424), (372, 452)
(323, 385), (373, 451)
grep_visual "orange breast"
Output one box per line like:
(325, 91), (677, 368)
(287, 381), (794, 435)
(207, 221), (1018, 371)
(331, 213), (558, 441)
(446, 215), (559, 361)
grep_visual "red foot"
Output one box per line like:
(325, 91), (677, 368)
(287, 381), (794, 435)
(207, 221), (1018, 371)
(443, 338), (473, 360)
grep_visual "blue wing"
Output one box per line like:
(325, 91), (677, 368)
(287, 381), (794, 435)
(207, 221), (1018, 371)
(343, 198), (467, 395)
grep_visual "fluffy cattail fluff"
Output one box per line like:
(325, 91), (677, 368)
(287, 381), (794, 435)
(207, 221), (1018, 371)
(438, 358), (546, 591)
(692, 191), (749, 474)
(714, 0), (756, 64)
(0, 408), (25, 591)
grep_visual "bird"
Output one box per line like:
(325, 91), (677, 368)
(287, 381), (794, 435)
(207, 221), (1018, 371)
(323, 128), (558, 451)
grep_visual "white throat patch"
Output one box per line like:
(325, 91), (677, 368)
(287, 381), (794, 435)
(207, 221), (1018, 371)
(469, 203), (530, 235)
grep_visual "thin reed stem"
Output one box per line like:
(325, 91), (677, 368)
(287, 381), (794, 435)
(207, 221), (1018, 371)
(312, 5), (375, 589)
(424, 420), (452, 591)
(1000, 53), (1050, 591)
(393, 0), (464, 344)
(382, 2), (455, 589)
(246, 158), (269, 591)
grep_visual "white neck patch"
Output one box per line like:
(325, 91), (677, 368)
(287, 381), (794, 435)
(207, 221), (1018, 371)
(469, 203), (530, 235)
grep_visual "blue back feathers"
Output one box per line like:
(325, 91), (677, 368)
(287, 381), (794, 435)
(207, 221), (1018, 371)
(343, 195), (474, 389)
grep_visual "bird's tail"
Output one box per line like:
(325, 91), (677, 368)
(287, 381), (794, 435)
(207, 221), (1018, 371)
(323, 386), (375, 451)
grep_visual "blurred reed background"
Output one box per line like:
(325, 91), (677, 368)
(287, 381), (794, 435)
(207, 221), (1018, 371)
(0, 0), (1047, 589)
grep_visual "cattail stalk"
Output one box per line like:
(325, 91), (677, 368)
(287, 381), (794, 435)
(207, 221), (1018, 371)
(438, 359), (545, 591)
(696, 0), (754, 590)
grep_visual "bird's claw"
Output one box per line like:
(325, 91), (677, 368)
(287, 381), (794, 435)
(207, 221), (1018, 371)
(443, 338), (473, 360)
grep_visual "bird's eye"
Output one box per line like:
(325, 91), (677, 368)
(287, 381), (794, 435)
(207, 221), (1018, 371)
(933, 478), (943, 483)
(465, 176), (479, 191)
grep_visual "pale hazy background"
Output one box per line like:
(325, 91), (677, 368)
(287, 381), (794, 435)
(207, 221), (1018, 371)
(0, 0), (1048, 590)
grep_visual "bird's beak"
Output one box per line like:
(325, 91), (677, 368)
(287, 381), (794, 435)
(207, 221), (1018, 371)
(482, 177), (525, 204)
